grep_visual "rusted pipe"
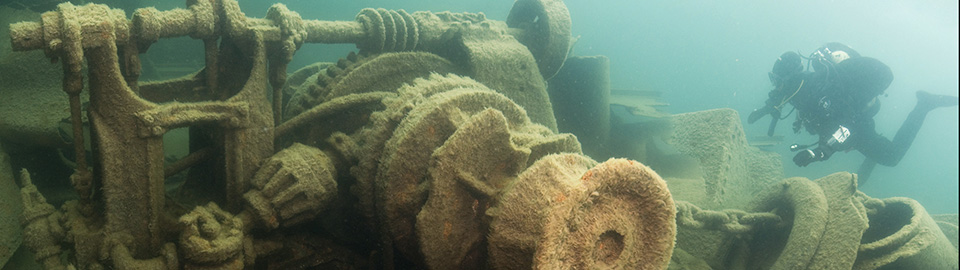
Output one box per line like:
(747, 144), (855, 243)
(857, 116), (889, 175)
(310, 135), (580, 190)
(203, 38), (219, 97)
(63, 57), (93, 200)
(275, 92), (393, 138)
(8, 1), (534, 57)
(269, 53), (290, 127)
(164, 146), (216, 178)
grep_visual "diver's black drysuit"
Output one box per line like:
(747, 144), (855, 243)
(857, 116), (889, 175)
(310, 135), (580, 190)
(749, 49), (957, 184)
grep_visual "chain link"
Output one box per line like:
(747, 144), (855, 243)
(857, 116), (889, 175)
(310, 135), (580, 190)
(675, 200), (784, 234)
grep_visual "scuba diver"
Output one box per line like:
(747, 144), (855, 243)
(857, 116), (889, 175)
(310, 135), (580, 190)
(748, 42), (958, 184)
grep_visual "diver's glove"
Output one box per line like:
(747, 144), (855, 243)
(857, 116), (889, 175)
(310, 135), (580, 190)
(793, 125), (849, 167)
(748, 105), (779, 124)
(749, 101), (782, 136)
(793, 148), (826, 167)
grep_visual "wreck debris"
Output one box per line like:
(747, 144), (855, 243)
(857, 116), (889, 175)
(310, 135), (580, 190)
(0, 142), (20, 268)
(179, 203), (243, 269)
(808, 172), (870, 269)
(667, 108), (783, 210)
(546, 55), (612, 159)
(669, 172), (959, 270)
(4, 0), (681, 268)
(715, 173), (871, 269)
(933, 214), (959, 250)
(506, 0), (571, 79)
(18, 169), (67, 270)
(855, 197), (959, 269)
(723, 177), (829, 269)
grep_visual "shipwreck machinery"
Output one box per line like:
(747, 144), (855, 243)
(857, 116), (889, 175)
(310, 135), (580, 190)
(5, 0), (679, 269)
(2, 0), (957, 269)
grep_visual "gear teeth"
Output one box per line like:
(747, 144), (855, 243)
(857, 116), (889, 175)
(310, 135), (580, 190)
(326, 65), (342, 77)
(316, 75), (330, 88)
(284, 52), (377, 119)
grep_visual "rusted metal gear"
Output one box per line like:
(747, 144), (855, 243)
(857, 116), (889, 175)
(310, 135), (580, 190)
(348, 73), (582, 267)
(416, 107), (580, 269)
(377, 84), (537, 263)
(415, 108), (529, 269)
(350, 74), (497, 235)
(283, 51), (460, 120)
(282, 55), (482, 242)
(506, 0), (572, 79)
(488, 155), (677, 270)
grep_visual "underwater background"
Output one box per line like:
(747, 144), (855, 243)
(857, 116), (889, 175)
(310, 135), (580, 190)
(226, 0), (959, 213)
(551, 0), (960, 214)
(0, 0), (957, 269)
(7, 0), (958, 210)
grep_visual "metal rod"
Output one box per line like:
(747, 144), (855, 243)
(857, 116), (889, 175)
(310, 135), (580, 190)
(64, 65), (93, 199)
(204, 38), (219, 96)
(275, 92), (394, 138)
(164, 146), (216, 178)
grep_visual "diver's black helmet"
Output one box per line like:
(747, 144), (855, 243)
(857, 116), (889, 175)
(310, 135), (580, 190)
(770, 51), (803, 85)
(810, 42), (861, 72)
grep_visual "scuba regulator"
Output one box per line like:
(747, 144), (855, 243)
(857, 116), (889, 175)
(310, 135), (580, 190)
(748, 51), (804, 136)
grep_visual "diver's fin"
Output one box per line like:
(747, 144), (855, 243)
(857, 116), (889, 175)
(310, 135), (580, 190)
(916, 90), (959, 112)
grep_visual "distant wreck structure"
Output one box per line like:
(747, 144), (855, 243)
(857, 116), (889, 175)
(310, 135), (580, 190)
(0, 0), (956, 269)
